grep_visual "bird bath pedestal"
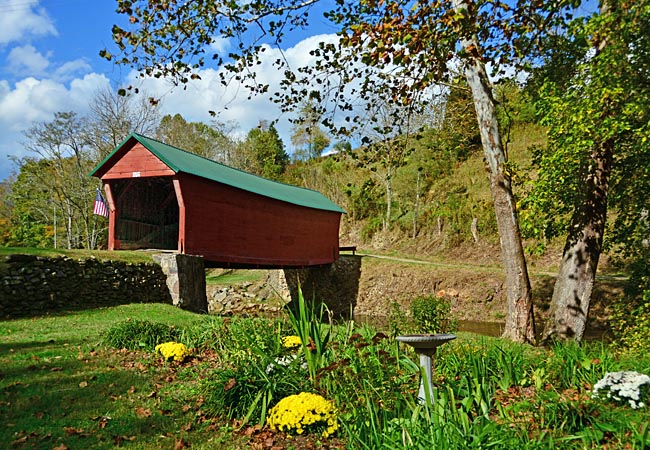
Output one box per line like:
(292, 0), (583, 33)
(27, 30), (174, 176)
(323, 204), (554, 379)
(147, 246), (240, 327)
(396, 333), (456, 400)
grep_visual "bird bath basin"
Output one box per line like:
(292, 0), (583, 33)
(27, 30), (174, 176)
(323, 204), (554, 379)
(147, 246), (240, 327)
(396, 333), (456, 400)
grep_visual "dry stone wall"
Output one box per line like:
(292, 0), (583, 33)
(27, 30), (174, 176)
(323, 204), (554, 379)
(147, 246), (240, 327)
(0, 254), (172, 319)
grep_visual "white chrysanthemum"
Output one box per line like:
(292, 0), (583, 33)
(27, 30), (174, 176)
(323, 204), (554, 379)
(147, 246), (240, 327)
(592, 371), (650, 409)
(266, 354), (308, 374)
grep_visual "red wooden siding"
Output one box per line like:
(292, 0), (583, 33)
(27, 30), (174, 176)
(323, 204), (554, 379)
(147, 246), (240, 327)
(100, 143), (175, 179)
(178, 173), (341, 266)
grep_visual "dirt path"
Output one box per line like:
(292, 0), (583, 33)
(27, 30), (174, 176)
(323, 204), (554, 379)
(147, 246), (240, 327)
(360, 251), (627, 281)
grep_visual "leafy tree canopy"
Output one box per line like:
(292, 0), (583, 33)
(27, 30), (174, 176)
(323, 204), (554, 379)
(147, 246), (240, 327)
(103, 0), (580, 133)
(241, 122), (289, 180)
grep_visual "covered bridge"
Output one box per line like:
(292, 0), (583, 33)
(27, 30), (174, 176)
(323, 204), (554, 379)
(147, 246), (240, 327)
(90, 133), (345, 267)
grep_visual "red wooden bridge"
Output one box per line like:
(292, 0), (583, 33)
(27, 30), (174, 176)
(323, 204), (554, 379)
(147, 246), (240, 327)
(90, 133), (345, 268)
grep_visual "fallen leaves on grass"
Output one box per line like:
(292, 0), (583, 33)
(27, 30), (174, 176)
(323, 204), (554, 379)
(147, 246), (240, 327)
(238, 424), (346, 450)
(224, 378), (236, 391)
(10, 431), (38, 447)
(175, 437), (190, 449)
(113, 435), (136, 445)
(64, 426), (86, 436)
(90, 415), (111, 429)
(135, 407), (152, 418)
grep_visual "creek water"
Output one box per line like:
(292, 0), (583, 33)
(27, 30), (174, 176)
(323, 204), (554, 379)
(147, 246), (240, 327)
(353, 316), (611, 342)
(457, 320), (504, 337)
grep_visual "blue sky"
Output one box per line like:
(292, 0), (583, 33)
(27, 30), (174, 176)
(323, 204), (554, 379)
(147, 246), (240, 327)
(0, 0), (340, 181)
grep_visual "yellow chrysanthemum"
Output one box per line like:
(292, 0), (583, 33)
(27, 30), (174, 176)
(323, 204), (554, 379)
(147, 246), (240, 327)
(267, 392), (338, 438)
(282, 335), (302, 350)
(155, 342), (190, 362)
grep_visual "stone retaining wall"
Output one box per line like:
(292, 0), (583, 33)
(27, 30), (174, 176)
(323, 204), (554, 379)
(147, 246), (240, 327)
(0, 254), (172, 319)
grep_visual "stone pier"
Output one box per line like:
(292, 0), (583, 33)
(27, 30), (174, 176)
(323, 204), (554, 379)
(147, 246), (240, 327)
(283, 255), (362, 319)
(153, 253), (208, 313)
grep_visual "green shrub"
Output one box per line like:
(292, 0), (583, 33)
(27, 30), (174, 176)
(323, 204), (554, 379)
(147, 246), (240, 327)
(188, 316), (286, 364)
(102, 319), (181, 351)
(611, 255), (650, 353)
(285, 287), (331, 380)
(438, 339), (535, 392)
(360, 216), (383, 241)
(386, 299), (414, 337)
(542, 341), (618, 390)
(410, 294), (457, 334)
(319, 327), (418, 413)
(197, 311), (311, 426)
(612, 290), (650, 354)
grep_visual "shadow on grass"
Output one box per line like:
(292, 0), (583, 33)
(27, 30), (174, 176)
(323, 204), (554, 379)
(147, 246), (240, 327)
(1, 343), (183, 450)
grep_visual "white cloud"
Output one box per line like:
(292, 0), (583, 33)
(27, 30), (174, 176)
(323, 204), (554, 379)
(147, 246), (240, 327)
(6, 45), (91, 81)
(0, 0), (57, 45)
(0, 74), (110, 129)
(7, 45), (50, 74)
(125, 34), (349, 147)
(0, 73), (110, 178)
(54, 59), (93, 81)
(0, 33), (350, 180)
(0, 78), (67, 127)
(209, 36), (231, 54)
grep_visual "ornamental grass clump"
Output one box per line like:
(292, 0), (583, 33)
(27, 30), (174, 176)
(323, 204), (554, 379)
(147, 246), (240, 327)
(155, 341), (190, 362)
(102, 319), (181, 351)
(592, 371), (650, 409)
(267, 392), (338, 438)
(265, 335), (307, 374)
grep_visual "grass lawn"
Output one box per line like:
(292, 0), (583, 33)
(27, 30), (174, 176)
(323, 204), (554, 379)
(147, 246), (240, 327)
(205, 269), (266, 285)
(0, 247), (158, 265)
(0, 304), (243, 450)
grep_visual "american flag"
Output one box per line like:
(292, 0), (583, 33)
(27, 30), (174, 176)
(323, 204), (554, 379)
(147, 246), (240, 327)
(93, 189), (109, 217)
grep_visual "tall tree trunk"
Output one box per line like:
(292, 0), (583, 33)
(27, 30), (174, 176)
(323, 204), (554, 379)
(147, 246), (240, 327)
(453, 0), (536, 343)
(413, 169), (421, 238)
(383, 165), (393, 231)
(542, 0), (616, 343)
(542, 142), (613, 342)
(471, 217), (479, 243)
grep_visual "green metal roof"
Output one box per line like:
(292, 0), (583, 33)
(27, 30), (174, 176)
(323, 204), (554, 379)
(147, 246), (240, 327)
(90, 132), (345, 214)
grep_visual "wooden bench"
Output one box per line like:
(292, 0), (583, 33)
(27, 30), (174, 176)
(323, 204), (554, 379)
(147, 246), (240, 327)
(339, 245), (357, 255)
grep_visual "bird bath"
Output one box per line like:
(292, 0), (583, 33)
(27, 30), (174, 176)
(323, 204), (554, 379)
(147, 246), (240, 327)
(396, 333), (456, 400)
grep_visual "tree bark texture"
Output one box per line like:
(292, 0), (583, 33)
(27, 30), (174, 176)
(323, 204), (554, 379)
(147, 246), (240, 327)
(542, 142), (613, 342)
(453, 0), (536, 343)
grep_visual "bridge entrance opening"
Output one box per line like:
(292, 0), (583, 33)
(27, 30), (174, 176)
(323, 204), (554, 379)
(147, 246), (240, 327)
(113, 177), (179, 250)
